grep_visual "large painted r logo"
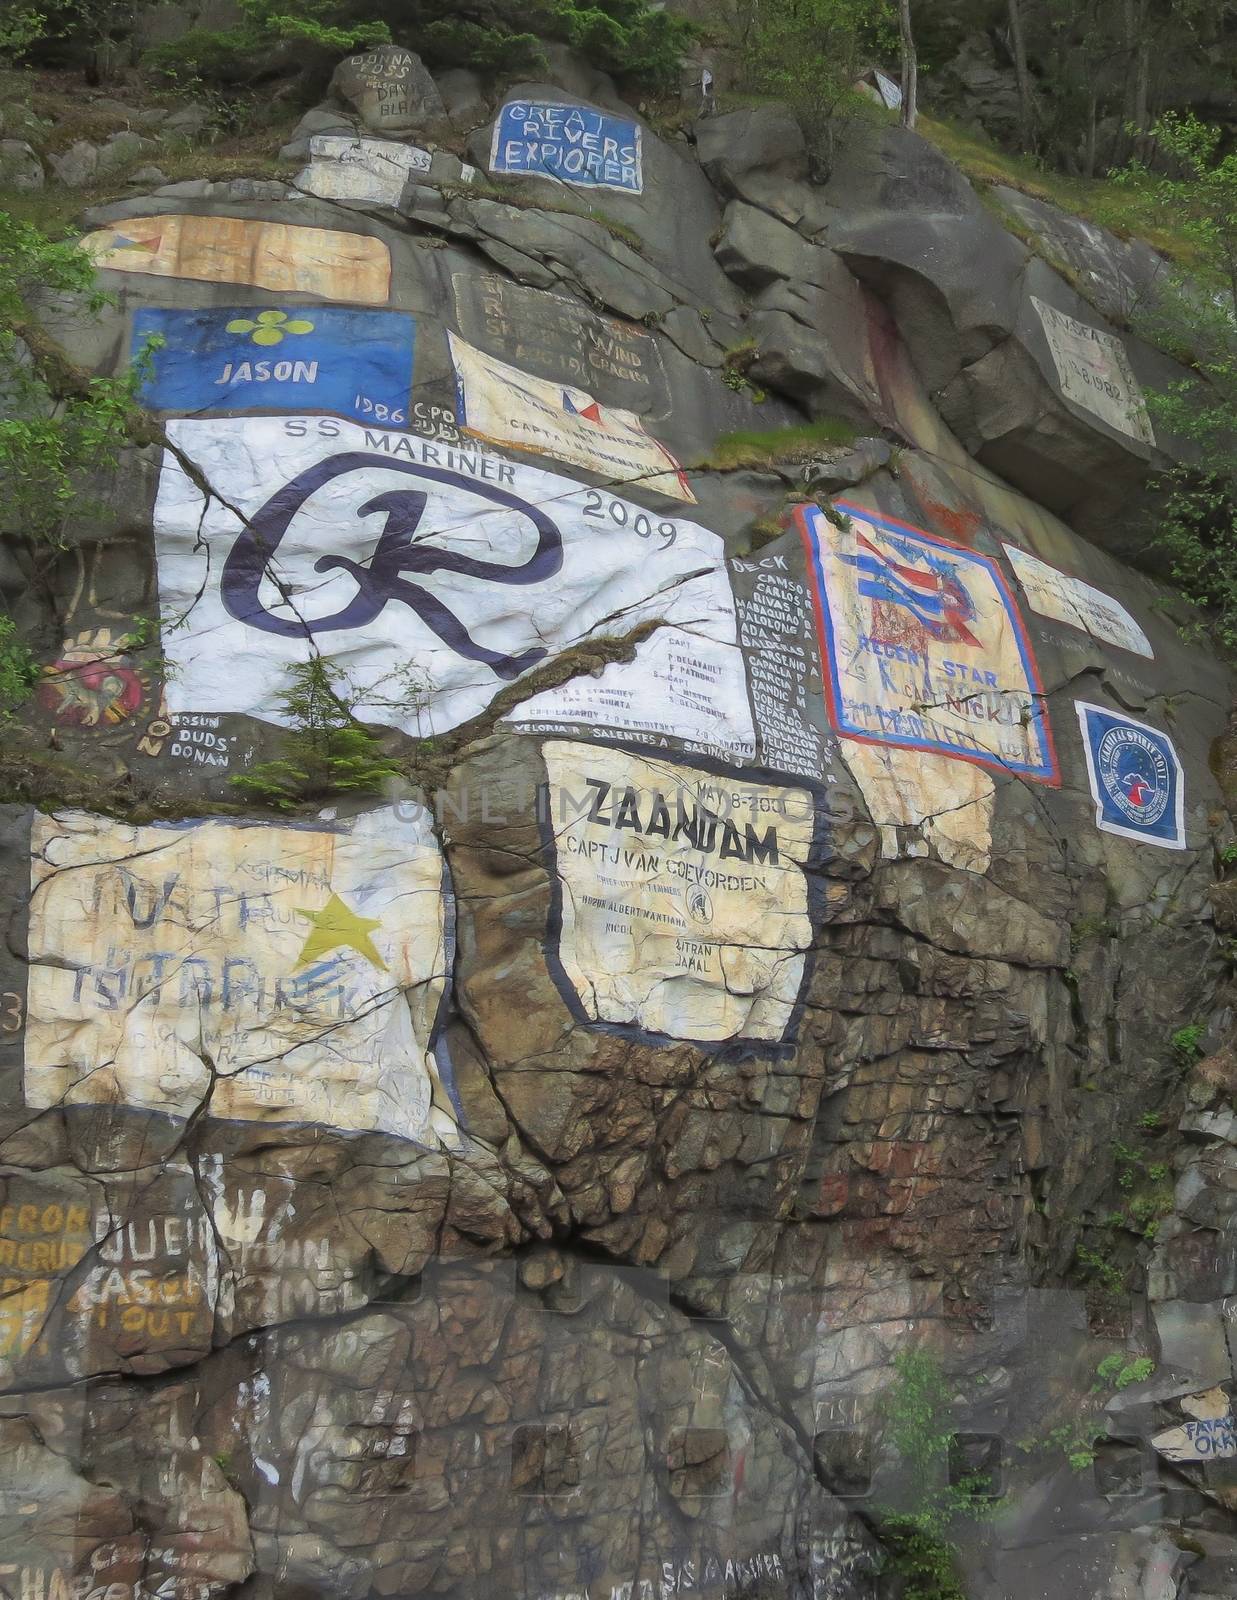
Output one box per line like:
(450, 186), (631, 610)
(220, 453), (564, 681)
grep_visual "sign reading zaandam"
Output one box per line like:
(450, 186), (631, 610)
(541, 742), (818, 1045)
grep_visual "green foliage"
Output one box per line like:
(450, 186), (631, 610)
(1220, 841), (1237, 868)
(1075, 1241), (1124, 1294)
(229, 658), (403, 810)
(1095, 1352), (1155, 1390)
(874, 1350), (994, 1600)
(729, 0), (897, 152)
(146, 0), (389, 82)
(1115, 116), (1237, 648)
(1069, 914), (1118, 951)
(147, 0), (689, 90)
(0, 616), (38, 718)
(705, 418), (857, 470)
(0, 213), (152, 547)
(1171, 1022), (1206, 1065)
(0, 7), (46, 58)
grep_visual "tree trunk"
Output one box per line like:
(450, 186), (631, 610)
(898, 0), (918, 129)
(1007, 0), (1034, 152)
(1084, 88), (1098, 177)
(1132, 32), (1151, 158)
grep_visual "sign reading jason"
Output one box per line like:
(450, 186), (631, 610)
(1076, 702), (1185, 848)
(800, 501), (1058, 782)
(154, 416), (753, 758)
(24, 807), (457, 1141)
(449, 332), (693, 500)
(542, 742), (816, 1043)
(1002, 542), (1153, 658)
(82, 214), (391, 303)
(491, 101), (643, 193)
(1032, 297), (1154, 445)
(134, 306), (415, 423)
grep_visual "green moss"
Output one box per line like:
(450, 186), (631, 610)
(703, 418), (858, 471)
(916, 113), (1200, 269)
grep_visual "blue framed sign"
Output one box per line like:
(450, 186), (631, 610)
(1075, 701), (1185, 848)
(490, 101), (643, 193)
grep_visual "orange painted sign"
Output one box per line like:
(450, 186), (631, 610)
(81, 214), (391, 304)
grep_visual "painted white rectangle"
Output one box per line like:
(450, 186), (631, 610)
(874, 69), (903, 109)
(449, 330), (693, 501)
(1002, 542), (1153, 657)
(1152, 1415), (1236, 1462)
(153, 415), (754, 760)
(543, 742), (814, 1042)
(1032, 296), (1154, 445)
(25, 807), (457, 1142)
(296, 133), (432, 205)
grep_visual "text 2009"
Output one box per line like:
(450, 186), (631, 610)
(581, 489), (677, 547)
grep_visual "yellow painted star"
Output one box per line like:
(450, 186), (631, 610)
(293, 893), (387, 971)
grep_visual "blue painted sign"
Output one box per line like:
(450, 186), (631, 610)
(1076, 701), (1185, 848)
(133, 306), (416, 426)
(490, 101), (643, 193)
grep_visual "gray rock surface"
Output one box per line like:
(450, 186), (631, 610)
(0, 138), (42, 190)
(329, 44), (445, 134)
(4, 52), (1237, 1600)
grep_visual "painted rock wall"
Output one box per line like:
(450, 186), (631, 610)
(3, 58), (1236, 1600)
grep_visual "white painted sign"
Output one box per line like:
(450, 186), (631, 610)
(1032, 297), (1154, 445)
(1003, 542), (1153, 657)
(154, 415), (754, 759)
(1151, 1415), (1237, 1463)
(295, 133), (431, 206)
(874, 69), (903, 109)
(449, 332), (694, 501)
(25, 807), (457, 1141)
(543, 742), (815, 1043)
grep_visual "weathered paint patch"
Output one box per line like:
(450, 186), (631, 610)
(295, 133), (431, 206)
(799, 500), (1058, 783)
(542, 741), (815, 1043)
(82, 214), (391, 303)
(1032, 297), (1154, 445)
(25, 806), (457, 1140)
(449, 332), (693, 501)
(1003, 541), (1153, 658)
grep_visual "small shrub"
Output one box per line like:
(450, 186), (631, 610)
(1171, 1023), (1205, 1065)
(230, 658), (403, 809)
(0, 618), (38, 718)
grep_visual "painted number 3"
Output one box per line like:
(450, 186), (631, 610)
(1, 992), (22, 1032)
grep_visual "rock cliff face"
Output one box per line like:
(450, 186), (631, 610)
(3, 44), (1236, 1600)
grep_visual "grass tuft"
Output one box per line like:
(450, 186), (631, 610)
(703, 417), (858, 471)
(916, 113), (1199, 267)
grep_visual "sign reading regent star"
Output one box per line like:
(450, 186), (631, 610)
(134, 306), (415, 424)
(1076, 702), (1185, 848)
(491, 101), (643, 193)
(542, 742), (815, 1044)
(800, 501), (1058, 783)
